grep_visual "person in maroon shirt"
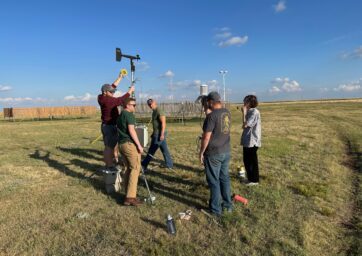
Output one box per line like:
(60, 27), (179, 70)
(98, 72), (135, 169)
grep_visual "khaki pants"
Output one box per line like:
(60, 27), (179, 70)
(120, 142), (141, 198)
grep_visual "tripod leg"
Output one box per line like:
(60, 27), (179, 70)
(141, 168), (153, 204)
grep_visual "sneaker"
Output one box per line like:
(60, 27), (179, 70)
(159, 164), (174, 171)
(123, 197), (144, 206)
(246, 182), (259, 186)
(223, 208), (233, 213)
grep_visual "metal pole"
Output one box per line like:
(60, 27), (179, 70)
(222, 74), (226, 102)
(219, 70), (228, 102)
(130, 59), (136, 98)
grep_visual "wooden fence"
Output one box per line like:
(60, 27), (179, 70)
(3, 106), (97, 120)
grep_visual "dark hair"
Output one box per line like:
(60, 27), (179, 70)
(243, 95), (258, 108)
(123, 97), (136, 108)
(147, 98), (153, 106)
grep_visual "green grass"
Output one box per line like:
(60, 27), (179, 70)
(0, 101), (361, 255)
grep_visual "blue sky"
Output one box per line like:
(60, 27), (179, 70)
(0, 0), (361, 107)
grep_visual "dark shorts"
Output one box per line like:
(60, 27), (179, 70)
(101, 124), (118, 148)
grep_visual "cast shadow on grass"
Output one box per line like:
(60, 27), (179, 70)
(145, 179), (206, 209)
(29, 149), (124, 204)
(57, 147), (103, 162)
(140, 217), (166, 230)
(146, 170), (205, 188)
(145, 157), (202, 173)
(146, 175), (207, 202)
(70, 159), (104, 175)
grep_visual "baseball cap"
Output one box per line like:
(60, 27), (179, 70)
(207, 91), (221, 102)
(101, 84), (116, 93)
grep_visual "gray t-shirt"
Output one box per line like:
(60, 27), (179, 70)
(203, 108), (231, 156)
(241, 108), (261, 147)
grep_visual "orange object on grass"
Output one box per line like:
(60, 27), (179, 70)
(233, 194), (248, 205)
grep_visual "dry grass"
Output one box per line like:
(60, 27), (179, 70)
(0, 102), (361, 255)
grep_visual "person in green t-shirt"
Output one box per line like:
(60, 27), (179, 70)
(141, 98), (173, 171)
(117, 98), (144, 206)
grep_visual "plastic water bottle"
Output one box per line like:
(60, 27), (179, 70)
(166, 214), (176, 235)
(237, 166), (246, 178)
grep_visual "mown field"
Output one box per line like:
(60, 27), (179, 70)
(0, 101), (361, 256)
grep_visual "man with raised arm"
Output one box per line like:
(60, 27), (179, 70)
(98, 72), (135, 170)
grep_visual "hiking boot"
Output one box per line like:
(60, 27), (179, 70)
(123, 197), (144, 206)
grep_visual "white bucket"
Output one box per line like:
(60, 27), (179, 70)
(200, 84), (208, 96)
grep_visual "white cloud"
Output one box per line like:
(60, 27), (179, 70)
(206, 80), (219, 91)
(64, 93), (96, 102)
(218, 36), (248, 47)
(0, 97), (32, 102)
(320, 87), (330, 92)
(333, 79), (362, 92)
(270, 77), (302, 93)
(64, 95), (76, 101)
(159, 70), (175, 78)
(215, 31), (232, 39)
(282, 80), (301, 92)
(269, 86), (281, 93)
(0, 97), (47, 103)
(340, 45), (362, 59)
(334, 84), (361, 92)
(353, 46), (362, 58)
(169, 79), (202, 90)
(219, 27), (230, 32)
(214, 27), (248, 48)
(0, 85), (12, 91)
(171, 80), (188, 89)
(81, 93), (94, 101)
(171, 79), (220, 90)
(274, 1), (286, 13)
(188, 80), (202, 88)
(136, 61), (150, 71)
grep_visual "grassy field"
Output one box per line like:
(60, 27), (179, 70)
(0, 101), (361, 255)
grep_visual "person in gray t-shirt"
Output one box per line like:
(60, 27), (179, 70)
(199, 91), (232, 216)
(241, 95), (261, 185)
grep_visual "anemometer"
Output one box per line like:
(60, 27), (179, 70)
(116, 48), (141, 98)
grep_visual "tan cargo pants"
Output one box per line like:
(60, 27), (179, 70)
(120, 141), (141, 198)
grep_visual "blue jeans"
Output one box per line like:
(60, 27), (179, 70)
(142, 132), (173, 168)
(204, 153), (232, 215)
